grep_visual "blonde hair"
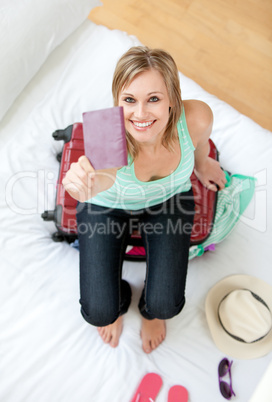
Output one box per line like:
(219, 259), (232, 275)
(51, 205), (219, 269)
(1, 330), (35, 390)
(112, 46), (183, 159)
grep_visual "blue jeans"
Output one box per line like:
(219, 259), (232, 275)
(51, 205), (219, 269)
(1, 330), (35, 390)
(76, 188), (195, 326)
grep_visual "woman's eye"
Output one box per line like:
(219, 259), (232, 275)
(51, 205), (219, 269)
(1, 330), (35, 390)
(149, 96), (159, 102)
(124, 97), (135, 103)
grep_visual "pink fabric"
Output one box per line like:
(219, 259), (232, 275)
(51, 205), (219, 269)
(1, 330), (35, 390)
(126, 246), (146, 256)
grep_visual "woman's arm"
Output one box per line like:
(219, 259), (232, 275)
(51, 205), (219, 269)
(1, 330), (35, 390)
(62, 155), (118, 202)
(184, 100), (227, 191)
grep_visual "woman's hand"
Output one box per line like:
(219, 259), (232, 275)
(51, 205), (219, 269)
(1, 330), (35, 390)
(62, 156), (117, 202)
(194, 157), (227, 192)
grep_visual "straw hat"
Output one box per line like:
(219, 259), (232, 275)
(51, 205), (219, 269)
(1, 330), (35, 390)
(205, 275), (272, 359)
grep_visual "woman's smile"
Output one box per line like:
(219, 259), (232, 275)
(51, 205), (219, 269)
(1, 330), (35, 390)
(130, 119), (156, 130)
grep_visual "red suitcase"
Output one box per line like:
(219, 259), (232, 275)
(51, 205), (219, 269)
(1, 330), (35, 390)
(42, 123), (218, 259)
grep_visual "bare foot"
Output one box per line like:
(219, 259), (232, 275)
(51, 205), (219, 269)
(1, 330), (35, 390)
(140, 318), (166, 353)
(97, 316), (123, 348)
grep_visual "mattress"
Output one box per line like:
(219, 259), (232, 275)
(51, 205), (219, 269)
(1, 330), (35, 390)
(1, 14), (271, 402)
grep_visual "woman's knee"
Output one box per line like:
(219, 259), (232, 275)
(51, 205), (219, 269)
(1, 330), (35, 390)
(79, 279), (131, 326)
(144, 295), (186, 320)
(80, 299), (119, 327)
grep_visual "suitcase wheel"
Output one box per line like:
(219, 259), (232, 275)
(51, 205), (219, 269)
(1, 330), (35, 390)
(56, 152), (62, 162)
(52, 125), (73, 143)
(52, 232), (65, 242)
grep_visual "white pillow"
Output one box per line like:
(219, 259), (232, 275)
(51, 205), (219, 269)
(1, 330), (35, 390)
(0, 0), (102, 121)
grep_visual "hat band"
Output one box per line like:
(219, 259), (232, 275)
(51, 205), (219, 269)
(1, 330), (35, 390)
(218, 289), (272, 344)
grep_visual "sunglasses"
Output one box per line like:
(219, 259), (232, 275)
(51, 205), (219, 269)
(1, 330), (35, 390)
(218, 358), (236, 399)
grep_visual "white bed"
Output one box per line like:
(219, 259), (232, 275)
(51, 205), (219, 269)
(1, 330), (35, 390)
(1, 1), (271, 401)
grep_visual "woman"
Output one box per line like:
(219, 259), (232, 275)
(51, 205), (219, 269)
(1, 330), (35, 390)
(63, 46), (226, 353)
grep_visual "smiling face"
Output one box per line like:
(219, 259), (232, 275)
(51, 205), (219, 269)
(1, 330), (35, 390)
(118, 69), (171, 146)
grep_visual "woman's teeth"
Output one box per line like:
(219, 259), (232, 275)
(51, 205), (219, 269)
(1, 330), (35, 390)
(133, 121), (154, 128)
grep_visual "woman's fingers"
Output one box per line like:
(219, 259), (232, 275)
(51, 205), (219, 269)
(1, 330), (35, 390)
(203, 167), (227, 192)
(78, 155), (95, 174)
(195, 157), (228, 192)
(62, 169), (90, 202)
(210, 165), (227, 191)
(76, 156), (95, 186)
(207, 182), (218, 192)
(216, 171), (227, 190)
(62, 156), (95, 202)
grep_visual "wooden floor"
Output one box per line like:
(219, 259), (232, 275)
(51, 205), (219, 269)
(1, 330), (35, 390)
(89, 0), (272, 131)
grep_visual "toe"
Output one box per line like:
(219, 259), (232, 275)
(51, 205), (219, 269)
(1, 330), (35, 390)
(104, 332), (112, 344)
(142, 339), (152, 354)
(98, 327), (110, 344)
(110, 338), (119, 348)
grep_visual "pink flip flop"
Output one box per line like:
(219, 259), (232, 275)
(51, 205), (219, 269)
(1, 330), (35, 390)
(168, 385), (188, 402)
(131, 373), (163, 402)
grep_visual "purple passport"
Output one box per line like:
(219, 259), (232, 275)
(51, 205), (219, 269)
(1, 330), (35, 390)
(82, 106), (128, 170)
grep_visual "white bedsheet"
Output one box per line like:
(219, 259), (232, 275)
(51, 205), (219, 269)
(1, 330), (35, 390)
(1, 20), (271, 402)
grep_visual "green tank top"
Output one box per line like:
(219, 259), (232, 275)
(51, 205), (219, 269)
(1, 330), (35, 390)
(87, 109), (195, 210)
